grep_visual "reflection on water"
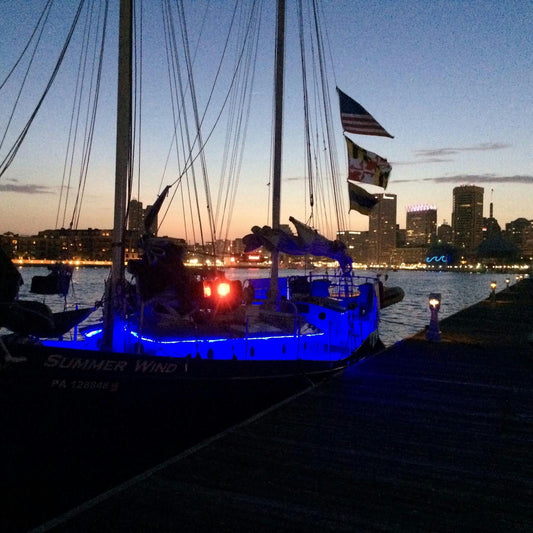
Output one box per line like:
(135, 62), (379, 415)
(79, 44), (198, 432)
(12, 266), (516, 347)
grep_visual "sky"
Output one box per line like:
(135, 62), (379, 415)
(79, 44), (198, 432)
(0, 0), (532, 241)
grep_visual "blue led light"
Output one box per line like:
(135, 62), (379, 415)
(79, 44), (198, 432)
(84, 327), (103, 338)
(130, 330), (324, 344)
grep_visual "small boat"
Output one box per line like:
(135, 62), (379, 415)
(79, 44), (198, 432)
(30, 263), (74, 296)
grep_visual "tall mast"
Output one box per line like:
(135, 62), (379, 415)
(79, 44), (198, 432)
(103, 0), (132, 350)
(270, 0), (285, 302)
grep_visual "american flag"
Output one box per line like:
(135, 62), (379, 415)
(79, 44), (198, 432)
(338, 88), (393, 138)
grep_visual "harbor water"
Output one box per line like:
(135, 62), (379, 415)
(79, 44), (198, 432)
(11, 266), (517, 348)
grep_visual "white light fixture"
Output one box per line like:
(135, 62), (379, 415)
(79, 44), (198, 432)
(426, 292), (441, 342)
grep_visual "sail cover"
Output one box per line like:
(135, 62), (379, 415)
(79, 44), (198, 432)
(242, 218), (352, 271)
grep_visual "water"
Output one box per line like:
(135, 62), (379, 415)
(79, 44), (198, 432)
(12, 266), (516, 347)
(377, 270), (514, 347)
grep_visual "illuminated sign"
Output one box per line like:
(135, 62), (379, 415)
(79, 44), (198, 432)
(426, 255), (448, 263)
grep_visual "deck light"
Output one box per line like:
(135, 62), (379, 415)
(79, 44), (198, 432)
(505, 277), (510, 287)
(426, 292), (441, 342)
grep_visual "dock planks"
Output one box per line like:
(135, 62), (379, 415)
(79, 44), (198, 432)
(34, 279), (533, 531)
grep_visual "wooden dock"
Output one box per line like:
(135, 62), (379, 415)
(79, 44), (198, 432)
(30, 279), (533, 531)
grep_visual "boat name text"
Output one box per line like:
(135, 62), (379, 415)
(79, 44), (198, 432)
(44, 354), (179, 374)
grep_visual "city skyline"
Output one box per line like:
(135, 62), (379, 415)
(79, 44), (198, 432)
(0, 183), (528, 239)
(1, 1), (532, 240)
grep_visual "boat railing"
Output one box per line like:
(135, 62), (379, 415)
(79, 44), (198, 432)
(244, 272), (378, 303)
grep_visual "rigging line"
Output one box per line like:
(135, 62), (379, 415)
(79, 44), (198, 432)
(217, 1), (261, 237)
(308, 22), (334, 236)
(0, 0), (53, 154)
(0, 0), (87, 179)
(155, 0), (210, 200)
(166, 0), (260, 189)
(133, 0), (143, 208)
(297, 0), (315, 214)
(159, 1), (191, 239)
(179, 1), (218, 253)
(123, 0), (138, 234)
(311, 0), (344, 234)
(126, 0), (140, 221)
(175, 0), (242, 172)
(220, 4), (262, 243)
(316, 1), (339, 90)
(213, 3), (253, 225)
(73, 0), (109, 230)
(162, 2), (201, 245)
(163, 0), (205, 245)
(61, 0), (96, 230)
(0, 0), (54, 91)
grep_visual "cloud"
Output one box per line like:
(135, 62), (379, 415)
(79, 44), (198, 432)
(394, 174), (533, 184)
(392, 157), (453, 165)
(0, 183), (55, 194)
(414, 142), (511, 158)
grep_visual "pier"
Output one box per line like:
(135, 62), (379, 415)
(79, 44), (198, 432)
(9, 279), (533, 531)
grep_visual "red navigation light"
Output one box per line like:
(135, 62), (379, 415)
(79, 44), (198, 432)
(217, 282), (230, 297)
(203, 282), (212, 298)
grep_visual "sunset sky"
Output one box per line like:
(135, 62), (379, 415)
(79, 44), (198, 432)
(1, 0), (531, 240)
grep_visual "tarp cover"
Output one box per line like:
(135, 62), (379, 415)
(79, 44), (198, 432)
(242, 217), (352, 272)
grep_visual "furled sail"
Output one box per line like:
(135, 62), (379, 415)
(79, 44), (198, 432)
(242, 217), (352, 271)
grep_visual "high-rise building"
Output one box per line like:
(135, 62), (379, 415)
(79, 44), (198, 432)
(437, 221), (453, 244)
(128, 199), (144, 232)
(452, 185), (484, 252)
(482, 191), (501, 240)
(368, 193), (396, 265)
(337, 230), (368, 263)
(405, 204), (437, 246)
(506, 218), (533, 256)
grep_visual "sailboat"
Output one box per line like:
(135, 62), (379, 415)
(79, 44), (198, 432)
(1, 0), (401, 405)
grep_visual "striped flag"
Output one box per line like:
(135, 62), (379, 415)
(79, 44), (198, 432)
(345, 137), (391, 188)
(348, 182), (378, 216)
(338, 88), (393, 138)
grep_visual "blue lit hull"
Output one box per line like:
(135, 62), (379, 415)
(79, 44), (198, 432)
(1, 276), (382, 391)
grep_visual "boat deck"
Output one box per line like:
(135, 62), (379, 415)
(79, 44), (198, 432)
(21, 279), (533, 531)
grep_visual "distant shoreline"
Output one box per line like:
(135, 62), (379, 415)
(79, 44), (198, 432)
(14, 259), (111, 267)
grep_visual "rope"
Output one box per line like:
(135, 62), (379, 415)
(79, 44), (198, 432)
(0, 0), (86, 179)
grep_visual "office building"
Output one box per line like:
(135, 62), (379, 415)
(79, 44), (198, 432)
(368, 193), (396, 265)
(337, 230), (368, 263)
(406, 204), (437, 246)
(452, 185), (484, 252)
(437, 221), (453, 244)
(128, 199), (144, 232)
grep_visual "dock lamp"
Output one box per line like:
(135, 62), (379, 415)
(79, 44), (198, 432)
(490, 280), (497, 300)
(505, 277), (510, 287)
(426, 293), (441, 342)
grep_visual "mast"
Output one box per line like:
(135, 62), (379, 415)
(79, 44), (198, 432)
(102, 0), (132, 350)
(270, 0), (285, 302)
